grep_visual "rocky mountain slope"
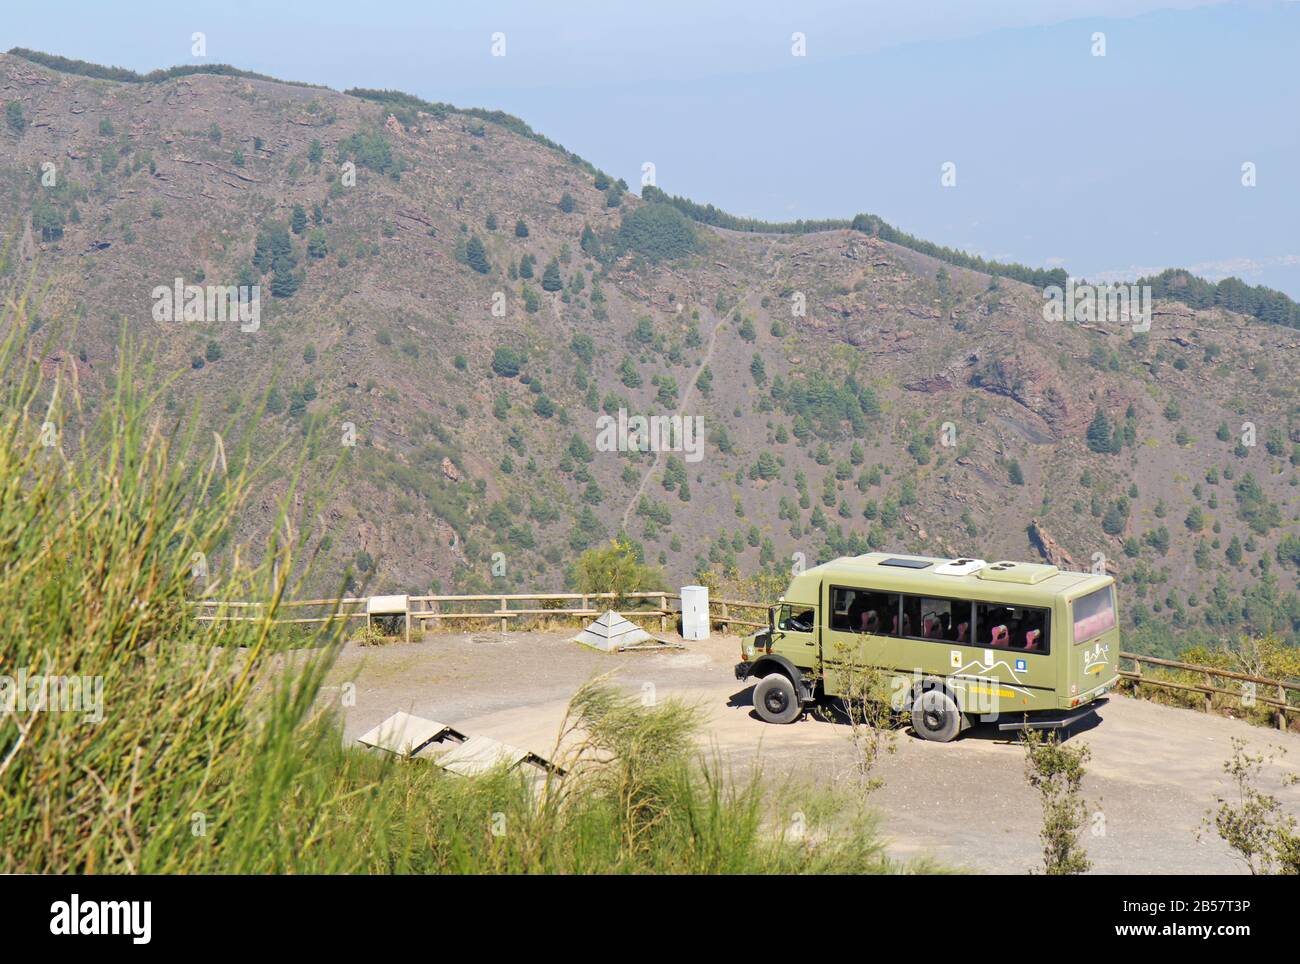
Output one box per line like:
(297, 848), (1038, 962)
(2, 51), (1297, 651)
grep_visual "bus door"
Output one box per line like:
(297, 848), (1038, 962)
(771, 601), (819, 665)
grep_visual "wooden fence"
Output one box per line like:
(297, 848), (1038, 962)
(1119, 651), (1300, 731)
(191, 590), (769, 639)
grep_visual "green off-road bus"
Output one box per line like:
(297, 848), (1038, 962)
(735, 552), (1120, 741)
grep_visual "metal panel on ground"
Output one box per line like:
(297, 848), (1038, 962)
(356, 711), (464, 757)
(422, 734), (531, 775)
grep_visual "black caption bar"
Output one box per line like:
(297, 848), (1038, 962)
(0, 873), (1279, 950)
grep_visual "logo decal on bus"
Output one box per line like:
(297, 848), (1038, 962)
(1083, 641), (1111, 676)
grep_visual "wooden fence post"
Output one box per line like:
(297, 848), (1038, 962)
(660, 593), (668, 633)
(1204, 671), (1215, 714)
(1279, 683), (1288, 731)
(720, 602), (729, 635)
(500, 596), (508, 634)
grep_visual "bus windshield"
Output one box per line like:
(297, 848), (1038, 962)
(1072, 586), (1115, 644)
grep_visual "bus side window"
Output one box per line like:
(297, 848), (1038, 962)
(830, 587), (858, 632)
(863, 591), (900, 635)
(935, 598), (972, 642)
(1017, 608), (1050, 653)
(900, 596), (971, 641)
(975, 602), (1050, 653)
(779, 605), (815, 632)
(831, 587), (898, 635)
(974, 603), (1011, 647)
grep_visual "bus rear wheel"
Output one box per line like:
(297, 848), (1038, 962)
(912, 688), (965, 742)
(753, 673), (801, 724)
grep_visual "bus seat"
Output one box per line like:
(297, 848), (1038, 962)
(956, 621), (969, 643)
(1025, 629), (1041, 650)
(921, 614), (941, 638)
(991, 625), (1009, 647)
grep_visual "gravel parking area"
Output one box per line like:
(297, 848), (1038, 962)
(325, 629), (1300, 874)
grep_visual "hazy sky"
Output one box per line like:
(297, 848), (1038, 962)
(5, 1), (1298, 295)
(3, 1), (1224, 86)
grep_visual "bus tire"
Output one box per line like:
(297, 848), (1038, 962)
(753, 673), (802, 725)
(912, 688), (965, 742)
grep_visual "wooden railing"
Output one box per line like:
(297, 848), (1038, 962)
(1119, 651), (1300, 730)
(191, 591), (770, 637)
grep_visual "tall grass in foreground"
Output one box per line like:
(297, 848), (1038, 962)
(0, 297), (923, 874)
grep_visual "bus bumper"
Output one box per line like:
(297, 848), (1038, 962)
(996, 698), (1107, 732)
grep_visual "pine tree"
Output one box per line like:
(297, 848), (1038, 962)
(5, 101), (26, 133)
(269, 226), (296, 274)
(1086, 409), (1114, 454)
(291, 204), (307, 235)
(466, 235), (489, 274)
(271, 268), (299, 298)
(252, 230), (272, 273)
(541, 259), (562, 292)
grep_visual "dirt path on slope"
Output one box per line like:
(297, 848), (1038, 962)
(619, 308), (724, 531)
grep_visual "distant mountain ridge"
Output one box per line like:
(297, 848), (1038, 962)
(13, 46), (1300, 332)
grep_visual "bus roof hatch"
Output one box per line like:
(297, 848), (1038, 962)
(976, 561), (1060, 584)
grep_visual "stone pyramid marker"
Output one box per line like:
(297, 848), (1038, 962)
(573, 609), (654, 652)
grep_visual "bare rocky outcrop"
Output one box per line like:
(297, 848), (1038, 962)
(968, 347), (1089, 437)
(1028, 519), (1076, 569)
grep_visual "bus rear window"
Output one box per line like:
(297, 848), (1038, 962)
(1072, 587), (1115, 643)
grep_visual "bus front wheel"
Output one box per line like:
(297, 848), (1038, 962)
(912, 689), (965, 742)
(753, 673), (801, 724)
